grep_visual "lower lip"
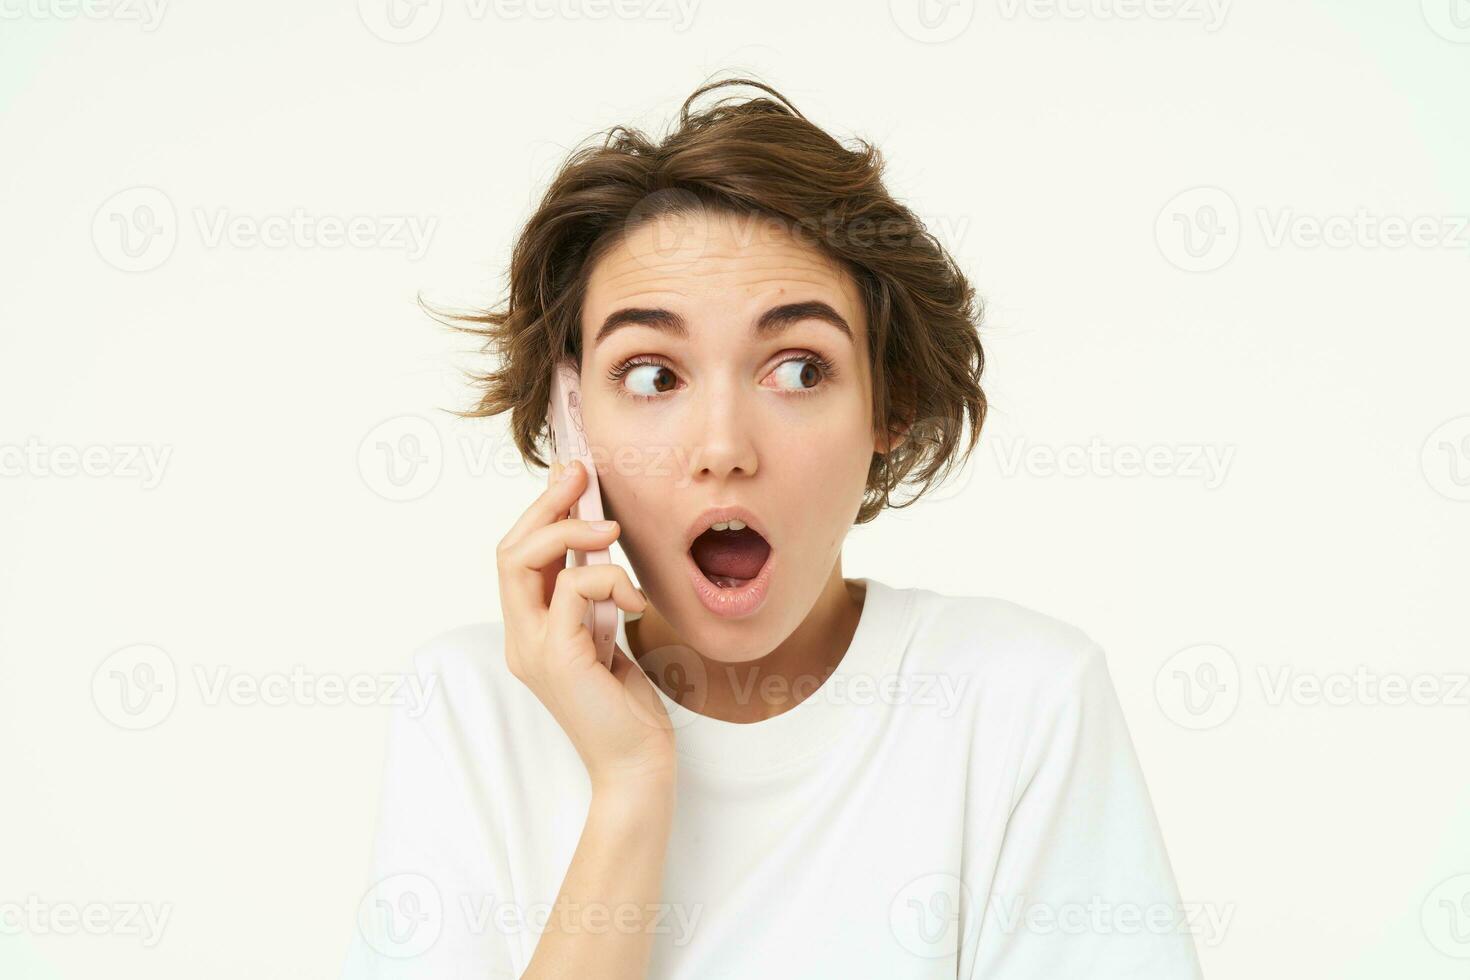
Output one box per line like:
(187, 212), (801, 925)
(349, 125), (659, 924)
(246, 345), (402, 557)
(685, 545), (775, 619)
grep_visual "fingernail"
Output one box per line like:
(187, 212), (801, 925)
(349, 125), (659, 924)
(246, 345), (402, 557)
(589, 520), (616, 531)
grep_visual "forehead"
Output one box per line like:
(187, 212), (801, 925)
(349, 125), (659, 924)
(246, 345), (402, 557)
(582, 209), (866, 344)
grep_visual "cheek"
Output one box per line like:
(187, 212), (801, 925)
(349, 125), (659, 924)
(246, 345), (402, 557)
(583, 422), (676, 530)
(770, 434), (867, 563)
(771, 408), (874, 495)
(585, 405), (683, 485)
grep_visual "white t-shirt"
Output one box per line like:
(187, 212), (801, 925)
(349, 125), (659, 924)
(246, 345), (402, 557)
(340, 577), (1203, 979)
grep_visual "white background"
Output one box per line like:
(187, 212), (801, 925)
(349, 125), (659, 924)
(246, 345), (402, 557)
(2, 0), (1468, 977)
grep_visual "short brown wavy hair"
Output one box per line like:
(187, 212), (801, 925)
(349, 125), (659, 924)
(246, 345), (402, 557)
(429, 74), (986, 524)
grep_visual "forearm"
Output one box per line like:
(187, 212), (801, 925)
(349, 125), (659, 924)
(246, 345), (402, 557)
(521, 778), (676, 980)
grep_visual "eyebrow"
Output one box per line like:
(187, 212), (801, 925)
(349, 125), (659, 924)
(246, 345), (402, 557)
(593, 300), (854, 346)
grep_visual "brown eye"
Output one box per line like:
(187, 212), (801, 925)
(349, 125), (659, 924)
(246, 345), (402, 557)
(625, 363), (678, 396)
(770, 358), (824, 391)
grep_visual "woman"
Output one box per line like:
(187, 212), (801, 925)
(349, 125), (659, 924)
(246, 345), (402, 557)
(342, 77), (1203, 979)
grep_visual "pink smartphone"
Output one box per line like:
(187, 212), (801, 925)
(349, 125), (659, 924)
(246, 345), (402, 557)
(545, 358), (618, 668)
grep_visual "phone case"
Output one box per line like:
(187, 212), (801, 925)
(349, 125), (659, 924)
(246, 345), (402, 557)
(545, 358), (618, 668)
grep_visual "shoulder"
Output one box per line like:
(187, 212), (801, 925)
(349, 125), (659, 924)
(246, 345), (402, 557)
(381, 620), (585, 793)
(396, 620), (558, 739)
(407, 619), (510, 685)
(884, 586), (1135, 793)
(892, 583), (1110, 709)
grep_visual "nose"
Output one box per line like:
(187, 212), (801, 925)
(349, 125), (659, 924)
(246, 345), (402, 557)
(687, 377), (758, 484)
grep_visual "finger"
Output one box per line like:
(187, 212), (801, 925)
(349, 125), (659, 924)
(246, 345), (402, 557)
(503, 458), (586, 547)
(537, 462), (569, 601)
(505, 516), (622, 625)
(497, 459), (589, 626)
(545, 564), (647, 660)
(511, 518), (623, 576)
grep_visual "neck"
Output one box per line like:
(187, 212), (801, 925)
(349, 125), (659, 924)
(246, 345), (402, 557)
(627, 565), (865, 724)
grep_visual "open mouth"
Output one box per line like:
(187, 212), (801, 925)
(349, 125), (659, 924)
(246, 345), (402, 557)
(689, 520), (772, 589)
(683, 507), (776, 618)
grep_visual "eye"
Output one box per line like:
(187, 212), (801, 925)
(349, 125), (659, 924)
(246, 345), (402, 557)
(611, 359), (680, 400)
(608, 352), (836, 401)
(765, 354), (834, 393)
(768, 359), (820, 391)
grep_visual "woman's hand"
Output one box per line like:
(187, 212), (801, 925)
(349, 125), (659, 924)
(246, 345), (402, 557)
(496, 458), (676, 795)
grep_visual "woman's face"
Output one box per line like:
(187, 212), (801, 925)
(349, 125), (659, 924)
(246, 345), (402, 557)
(578, 208), (886, 663)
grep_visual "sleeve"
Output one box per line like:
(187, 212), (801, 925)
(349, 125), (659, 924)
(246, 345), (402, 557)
(962, 644), (1206, 979)
(339, 652), (520, 980)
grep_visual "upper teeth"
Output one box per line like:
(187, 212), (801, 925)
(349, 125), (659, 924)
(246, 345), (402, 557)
(710, 519), (747, 531)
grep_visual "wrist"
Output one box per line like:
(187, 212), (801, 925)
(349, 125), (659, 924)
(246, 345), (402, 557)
(590, 771), (676, 822)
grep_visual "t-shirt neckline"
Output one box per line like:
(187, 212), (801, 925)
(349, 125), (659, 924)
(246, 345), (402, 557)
(616, 576), (911, 776)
